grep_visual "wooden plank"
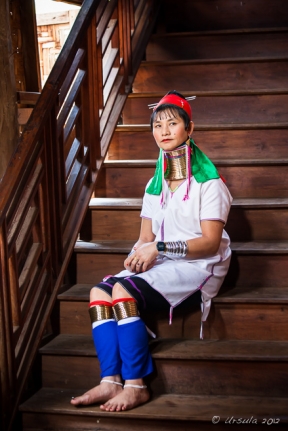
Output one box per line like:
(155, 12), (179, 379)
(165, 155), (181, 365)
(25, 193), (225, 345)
(101, 19), (117, 55)
(74, 241), (288, 289)
(88, 197), (288, 210)
(57, 69), (86, 137)
(132, 59), (288, 93)
(91, 208), (140, 240)
(122, 93), (288, 124)
(95, 163), (288, 199)
(163, 0), (288, 32)
(19, 389), (288, 426)
(216, 286), (288, 304)
(58, 48), (85, 106)
(146, 30), (288, 61)
(89, 205), (288, 242)
(109, 127), (288, 161)
(40, 334), (288, 397)
(36, 12), (71, 27)
(17, 91), (40, 105)
(59, 295), (288, 341)
(58, 283), (93, 301)
(18, 108), (33, 125)
(40, 334), (288, 361)
(58, 283), (288, 306)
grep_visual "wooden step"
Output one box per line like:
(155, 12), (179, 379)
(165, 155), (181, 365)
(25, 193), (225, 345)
(132, 58), (288, 93)
(60, 237), (288, 340)
(162, 0), (288, 32)
(94, 159), (288, 199)
(74, 240), (288, 289)
(20, 387), (288, 430)
(109, 124), (288, 161)
(87, 197), (288, 242)
(58, 290), (288, 341)
(146, 29), (288, 61)
(39, 335), (288, 397)
(122, 92), (288, 124)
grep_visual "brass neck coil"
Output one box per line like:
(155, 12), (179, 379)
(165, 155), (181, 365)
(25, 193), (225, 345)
(164, 145), (187, 181)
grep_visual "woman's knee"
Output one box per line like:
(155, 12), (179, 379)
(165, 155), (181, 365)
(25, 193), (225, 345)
(90, 286), (112, 303)
(112, 282), (132, 301)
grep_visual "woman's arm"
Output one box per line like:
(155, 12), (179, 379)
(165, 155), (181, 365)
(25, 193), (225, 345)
(124, 218), (156, 271)
(125, 219), (224, 273)
(185, 220), (224, 259)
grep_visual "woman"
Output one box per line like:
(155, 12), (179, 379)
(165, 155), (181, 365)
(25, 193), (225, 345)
(71, 90), (232, 412)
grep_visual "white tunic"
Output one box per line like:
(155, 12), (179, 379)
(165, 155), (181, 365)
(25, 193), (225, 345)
(115, 177), (233, 323)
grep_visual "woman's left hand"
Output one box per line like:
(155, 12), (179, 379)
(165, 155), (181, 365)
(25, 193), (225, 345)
(124, 242), (158, 273)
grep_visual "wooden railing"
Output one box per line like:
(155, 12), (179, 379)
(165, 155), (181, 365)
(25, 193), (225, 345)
(0, 0), (158, 429)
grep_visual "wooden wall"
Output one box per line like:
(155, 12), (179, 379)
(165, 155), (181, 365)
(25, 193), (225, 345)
(36, 9), (79, 84)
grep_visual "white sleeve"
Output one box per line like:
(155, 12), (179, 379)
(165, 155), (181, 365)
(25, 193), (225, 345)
(140, 179), (154, 219)
(200, 179), (233, 225)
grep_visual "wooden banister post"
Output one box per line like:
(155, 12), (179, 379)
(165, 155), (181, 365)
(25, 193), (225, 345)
(85, 14), (101, 168)
(0, 224), (15, 431)
(0, 0), (19, 179)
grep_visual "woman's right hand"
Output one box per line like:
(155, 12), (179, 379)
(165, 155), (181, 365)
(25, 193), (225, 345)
(124, 242), (158, 273)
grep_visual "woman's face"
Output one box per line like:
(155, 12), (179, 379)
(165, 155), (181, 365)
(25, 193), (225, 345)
(152, 110), (193, 151)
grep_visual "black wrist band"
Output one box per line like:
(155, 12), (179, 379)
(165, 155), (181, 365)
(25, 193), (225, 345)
(156, 241), (166, 255)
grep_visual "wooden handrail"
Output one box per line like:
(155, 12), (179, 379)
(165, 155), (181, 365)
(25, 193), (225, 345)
(0, 1), (158, 429)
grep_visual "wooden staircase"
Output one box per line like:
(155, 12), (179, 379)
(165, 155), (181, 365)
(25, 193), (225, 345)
(20, 1), (288, 429)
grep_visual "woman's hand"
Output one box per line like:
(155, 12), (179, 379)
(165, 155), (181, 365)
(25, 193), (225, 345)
(124, 242), (158, 273)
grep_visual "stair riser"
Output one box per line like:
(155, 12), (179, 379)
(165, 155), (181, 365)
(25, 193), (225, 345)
(41, 355), (288, 397)
(132, 62), (288, 94)
(163, 0), (288, 32)
(90, 208), (288, 241)
(109, 129), (288, 161)
(60, 301), (288, 341)
(76, 253), (288, 289)
(146, 32), (288, 61)
(95, 165), (288, 199)
(123, 94), (288, 125)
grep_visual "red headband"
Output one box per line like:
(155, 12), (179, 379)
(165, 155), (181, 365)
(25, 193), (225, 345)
(153, 94), (192, 120)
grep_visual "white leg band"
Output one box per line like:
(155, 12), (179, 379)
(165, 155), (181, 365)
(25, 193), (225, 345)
(92, 318), (115, 329)
(117, 316), (140, 326)
(101, 379), (123, 387)
(124, 384), (147, 389)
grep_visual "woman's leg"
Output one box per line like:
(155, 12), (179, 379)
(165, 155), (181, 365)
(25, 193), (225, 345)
(71, 287), (123, 406)
(100, 282), (152, 412)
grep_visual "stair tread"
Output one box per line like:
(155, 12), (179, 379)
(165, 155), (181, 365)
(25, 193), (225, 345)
(104, 159), (288, 167)
(58, 283), (288, 306)
(58, 283), (288, 304)
(40, 334), (288, 361)
(216, 286), (288, 303)
(116, 122), (288, 131)
(127, 89), (288, 97)
(149, 27), (288, 38)
(89, 197), (288, 209)
(19, 387), (288, 421)
(139, 55), (288, 66)
(74, 239), (288, 254)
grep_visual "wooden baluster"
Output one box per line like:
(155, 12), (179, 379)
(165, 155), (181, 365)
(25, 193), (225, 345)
(0, 223), (15, 430)
(86, 14), (101, 168)
(45, 110), (63, 273)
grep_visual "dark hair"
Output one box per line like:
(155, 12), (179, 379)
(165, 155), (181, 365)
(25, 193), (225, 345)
(150, 90), (191, 130)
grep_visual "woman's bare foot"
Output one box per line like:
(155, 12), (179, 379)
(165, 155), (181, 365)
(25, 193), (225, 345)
(100, 380), (149, 412)
(70, 377), (123, 406)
